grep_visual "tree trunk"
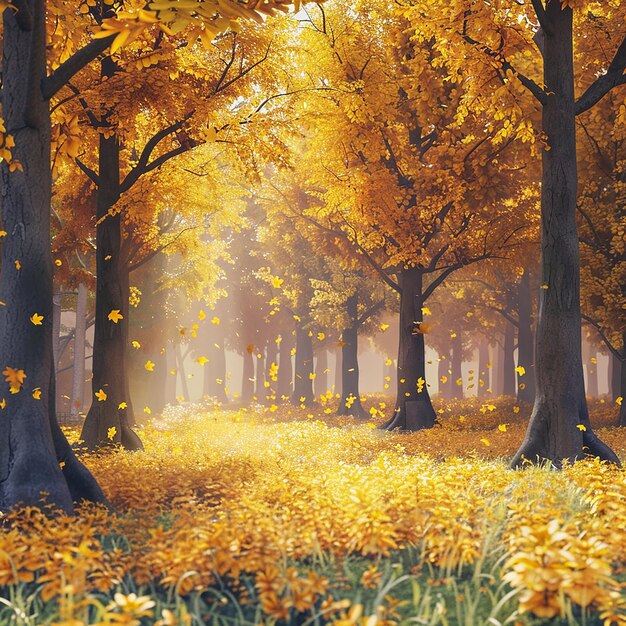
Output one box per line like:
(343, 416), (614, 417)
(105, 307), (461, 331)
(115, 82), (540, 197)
(381, 267), (435, 430)
(610, 350), (621, 401)
(80, 125), (142, 451)
(70, 283), (88, 419)
(516, 271), (535, 403)
(165, 345), (177, 405)
(176, 344), (190, 402)
(512, 2), (618, 467)
(291, 325), (314, 405)
(277, 334), (293, 400)
(585, 344), (599, 398)
(337, 295), (366, 418)
(491, 341), (502, 396)
(450, 334), (463, 400)
(503, 321), (516, 397)
(254, 347), (266, 400)
(52, 289), (61, 374)
(478, 340), (489, 399)
(314, 349), (328, 397)
(618, 333), (625, 427)
(334, 346), (342, 396)
(0, 2), (105, 510)
(265, 340), (278, 403)
(241, 349), (254, 404)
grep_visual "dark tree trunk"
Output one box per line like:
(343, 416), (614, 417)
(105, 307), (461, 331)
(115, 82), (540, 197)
(516, 272), (535, 403)
(314, 349), (328, 397)
(70, 283), (88, 419)
(241, 349), (254, 404)
(618, 333), (625, 427)
(450, 334), (463, 400)
(277, 333), (293, 400)
(291, 325), (314, 405)
(334, 346), (342, 396)
(438, 354), (452, 400)
(337, 295), (366, 418)
(80, 127), (141, 451)
(0, 1), (105, 510)
(381, 267), (435, 430)
(503, 321), (516, 397)
(478, 340), (489, 399)
(203, 336), (228, 403)
(512, 2), (618, 467)
(52, 289), (61, 375)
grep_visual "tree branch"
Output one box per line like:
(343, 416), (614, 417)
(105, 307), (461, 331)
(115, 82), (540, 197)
(575, 33), (626, 116)
(75, 157), (100, 185)
(581, 313), (623, 361)
(42, 34), (116, 100)
(530, 0), (552, 35)
(12, 0), (33, 30)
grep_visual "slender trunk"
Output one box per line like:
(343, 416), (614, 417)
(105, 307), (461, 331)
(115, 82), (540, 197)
(503, 321), (516, 397)
(0, 1), (105, 510)
(165, 345), (177, 406)
(516, 271), (535, 403)
(610, 350), (620, 401)
(450, 334), (463, 400)
(52, 289), (61, 374)
(70, 283), (88, 419)
(291, 325), (314, 405)
(337, 295), (366, 418)
(619, 333), (625, 427)
(512, 2), (618, 467)
(255, 348), (266, 401)
(586, 344), (598, 398)
(437, 355), (450, 400)
(277, 334), (293, 400)
(80, 125), (141, 451)
(314, 349), (328, 397)
(241, 349), (254, 404)
(478, 340), (489, 399)
(381, 267), (435, 430)
(176, 344), (190, 402)
(491, 341), (502, 396)
(265, 341), (278, 403)
(334, 346), (342, 396)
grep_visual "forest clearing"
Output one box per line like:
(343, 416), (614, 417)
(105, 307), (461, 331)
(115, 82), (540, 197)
(1, 0), (626, 623)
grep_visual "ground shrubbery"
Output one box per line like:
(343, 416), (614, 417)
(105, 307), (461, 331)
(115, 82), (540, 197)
(1, 396), (625, 625)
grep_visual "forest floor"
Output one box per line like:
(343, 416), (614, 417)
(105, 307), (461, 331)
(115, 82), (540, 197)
(1, 396), (626, 626)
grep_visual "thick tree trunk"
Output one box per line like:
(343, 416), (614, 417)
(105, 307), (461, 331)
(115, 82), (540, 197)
(277, 334), (293, 400)
(291, 325), (314, 405)
(516, 272), (535, 403)
(337, 295), (366, 418)
(512, 2), (618, 467)
(241, 349), (254, 404)
(0, 2), (105, 510)
(314, 349), (328, 397)
(70, 283), (88, 419)
(381, 267), (435, 430)
(80, 127), (141, 451)
(450, 334), (463, 400)
(502, 321), (516, 397)
(478, 340), (489, 399)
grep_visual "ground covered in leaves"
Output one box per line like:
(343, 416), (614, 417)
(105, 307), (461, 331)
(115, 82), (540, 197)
(1, 396), (626, 625)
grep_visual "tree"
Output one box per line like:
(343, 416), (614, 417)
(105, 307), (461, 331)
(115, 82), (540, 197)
(413, 0), (626, 465)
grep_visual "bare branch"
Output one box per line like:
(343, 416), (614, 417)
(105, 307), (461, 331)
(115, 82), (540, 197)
(581, 313), (622, 361)
(75, 157), (100, 185)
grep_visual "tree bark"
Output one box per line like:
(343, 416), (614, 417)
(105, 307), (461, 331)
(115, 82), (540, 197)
(618, 333), (625, 427)
(277, 334), (294, 400)
(79, 126), (142, 451)
(516, 271), (535, 403)
(291, 324), (314, 405)
(512, 2), (618, 467)
(503, 321), (516, 397)
(478, 340), (489, 399)
(314, 349), (328, 397)
(0, 1), (105, 510)
(52, 289), (61, 374)
(337, 295), (366, 418)
(381, 267), (435, 430)
(70, 283), (88, 419)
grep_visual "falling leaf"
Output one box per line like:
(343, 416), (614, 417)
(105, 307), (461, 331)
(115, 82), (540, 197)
(440, 375), (448, 384)
(271, 276), (284, 289)
(480, 438), (490, 446)
(32, 387), (41, 400)
(198, 309), (206, 321)
(0, 231), (6, 238)
(317, 332), (325, 341)
(513, 405), (520, 413)
(616, 397), (623, 406)
(498, 424), (507, 432)
(385, 358), (392, 366)
(132, 340), (141, 349)
(105, 255), (112, 261)
(30, 313), (44, 326)
(380, 323), (389, 331)
(211, 316), (220, 325)
(108, 309), (123, 324)
(196, 356), (209, 365)
(0, 399), (5, 409)
(576, 424), (587, 431)
(422, 306), (432, 316)
(3, 366), (26, 394)
(145, 360), (155, 371)
(54, 259), (62, 267)
(144, 407), (151, 414)
(14, 260), (21, 270)
(118, 402), (127, 409)
(515, 366), (525, 376)
(95, 388), (107, 401)
(309, 372), (316, 380)
(107, 426), (117, 440)
(169, 369), (176, 376)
